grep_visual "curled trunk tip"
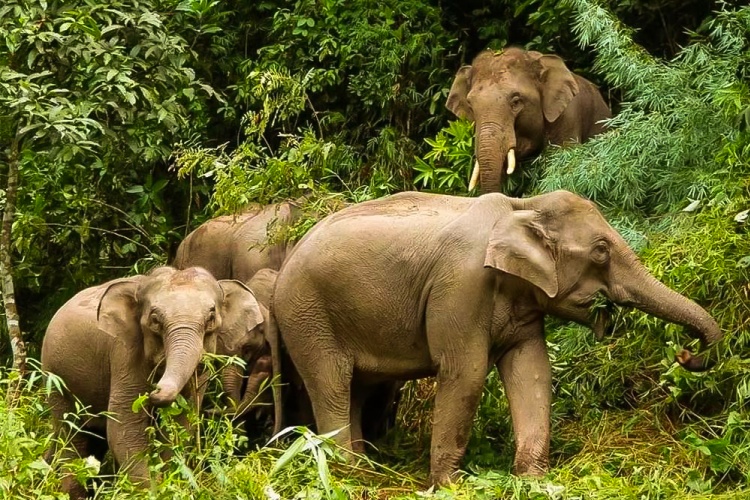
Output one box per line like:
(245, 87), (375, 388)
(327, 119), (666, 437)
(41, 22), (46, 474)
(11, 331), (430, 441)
(675, 348), (715, 372)
(150, 381), (181, 407)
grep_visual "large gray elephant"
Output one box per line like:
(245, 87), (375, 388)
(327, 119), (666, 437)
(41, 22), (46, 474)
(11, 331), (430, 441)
(173, 201), (302, 282)
(447, 47), (611, 193)
(41, 266), (263, 498)
(271, 190), (722, 486)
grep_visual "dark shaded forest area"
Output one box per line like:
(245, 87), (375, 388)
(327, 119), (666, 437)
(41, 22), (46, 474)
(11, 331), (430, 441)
(1, 0), (749, 497)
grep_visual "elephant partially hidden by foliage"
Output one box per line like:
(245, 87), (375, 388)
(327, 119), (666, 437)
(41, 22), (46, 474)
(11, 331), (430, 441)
(215, 269), (278, 423)
(41, 266), (264, 498)
(447, 47), (611, 193)
(175, 204), (403, 443)
(173, 201), (302, 283)
(271, 190), (722, 486)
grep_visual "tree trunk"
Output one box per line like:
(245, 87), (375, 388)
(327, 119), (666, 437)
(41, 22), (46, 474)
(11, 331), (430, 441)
(1, 135), (26, 377)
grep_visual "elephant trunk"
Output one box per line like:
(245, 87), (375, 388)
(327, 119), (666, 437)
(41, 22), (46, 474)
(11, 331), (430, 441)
(235, 355), (272, 419)
(268, 306), (284, 436)
(613, 258), (722, 371)
(475, 121), (516, 194)
(222, 364), (245, 408)
(150, 326), (205, 407)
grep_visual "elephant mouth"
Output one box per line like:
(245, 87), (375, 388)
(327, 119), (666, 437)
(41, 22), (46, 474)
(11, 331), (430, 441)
(588, 295), (617, 341)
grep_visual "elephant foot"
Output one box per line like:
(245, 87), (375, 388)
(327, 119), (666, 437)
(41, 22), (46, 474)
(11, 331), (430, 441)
(512, 457), (548, 478)
(429, 468), (459, 488)
(61, 474), (88, 500)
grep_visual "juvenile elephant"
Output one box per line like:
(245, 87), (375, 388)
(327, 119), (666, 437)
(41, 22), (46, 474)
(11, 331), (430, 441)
(173, 201), (301, 283)
(447, 47), (611, 193)
(272, 190), (722, 486)
(41, 266), (263, 497)
(218, 269), (278, 415)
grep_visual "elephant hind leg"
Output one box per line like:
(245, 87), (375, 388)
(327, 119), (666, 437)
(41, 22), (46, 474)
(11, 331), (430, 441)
(46, 392), (104, 499)
(299, 352), (355, 456)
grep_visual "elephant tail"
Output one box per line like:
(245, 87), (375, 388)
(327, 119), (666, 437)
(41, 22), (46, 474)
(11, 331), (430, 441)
(268, 303), (284, 437)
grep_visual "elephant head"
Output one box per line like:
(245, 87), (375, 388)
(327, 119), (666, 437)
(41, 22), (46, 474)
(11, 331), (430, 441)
(217, 268), (277, 410)
(485, 191), (722, 370)
(97, 266), (264, 407)
(447, 48), (581, 193)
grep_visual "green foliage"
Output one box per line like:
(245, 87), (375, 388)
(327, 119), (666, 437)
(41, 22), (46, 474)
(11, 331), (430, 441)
(538, 0), (750, 217)
(172, 0), (457, 215)
(0, 0), (218, 345)
(413, 119), (475, 194)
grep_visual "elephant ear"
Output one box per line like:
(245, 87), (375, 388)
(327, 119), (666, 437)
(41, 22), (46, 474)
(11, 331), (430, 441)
(97, 279), (141, 340)
(484, 210), (559, 298)
(218, 280), (265, 356)
(446, 65), (474, 120)
(539, 54), (579, 123)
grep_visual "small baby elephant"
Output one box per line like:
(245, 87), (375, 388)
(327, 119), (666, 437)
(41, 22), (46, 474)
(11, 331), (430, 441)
(216, 269), (278, 419)
(41, 266), (263, 498)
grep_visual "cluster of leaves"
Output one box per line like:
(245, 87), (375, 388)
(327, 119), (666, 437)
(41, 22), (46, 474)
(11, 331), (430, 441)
(173, 0), (457, 215)
(0, 0), (219, 346)
(8, 364), (750, 499)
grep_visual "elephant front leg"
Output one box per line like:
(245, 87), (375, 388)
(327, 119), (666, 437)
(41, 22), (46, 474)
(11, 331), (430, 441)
(497, 335), (552, 476)
(107, 391), (153, 486)
(429, 353), (489, 486)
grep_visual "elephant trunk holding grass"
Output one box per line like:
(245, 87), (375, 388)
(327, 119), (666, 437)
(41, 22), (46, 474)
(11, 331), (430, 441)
(41, 266), (263, 498)
(271, 190), (722, 486)
(447, 48), (611, 193)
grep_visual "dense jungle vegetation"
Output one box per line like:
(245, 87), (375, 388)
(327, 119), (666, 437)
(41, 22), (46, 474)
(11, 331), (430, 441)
(1, 0), (749, 497)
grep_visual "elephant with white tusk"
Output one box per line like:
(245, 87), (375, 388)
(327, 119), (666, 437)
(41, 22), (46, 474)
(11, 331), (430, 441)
(448, 47), (611, 193)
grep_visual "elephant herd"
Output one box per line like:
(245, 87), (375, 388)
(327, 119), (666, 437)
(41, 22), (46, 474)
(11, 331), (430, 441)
(40, 48), (723, 497)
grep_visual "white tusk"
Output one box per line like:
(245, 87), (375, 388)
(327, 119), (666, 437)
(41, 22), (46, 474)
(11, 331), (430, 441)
(506, 148), (516, 175)
(468, 160), (480, 191)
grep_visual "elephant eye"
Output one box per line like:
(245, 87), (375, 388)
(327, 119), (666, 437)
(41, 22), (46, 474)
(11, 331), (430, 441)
(510, 94), (523, 111)
(205, 307), (217, 331)
(591, 241), (610, 264)
(148, 311), (161, 331)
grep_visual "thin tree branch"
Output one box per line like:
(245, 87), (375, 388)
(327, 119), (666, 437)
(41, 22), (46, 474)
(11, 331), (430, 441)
(1, 133), (27, 383)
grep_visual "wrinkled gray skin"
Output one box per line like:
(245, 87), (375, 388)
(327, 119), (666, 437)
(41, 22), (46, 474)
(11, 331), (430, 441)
(272, 191), (722, 486)
(41, 266), (263, 498)
(447, 48), (611, 193)
(218, 269), (278, 414)
(173, 201), (301, 283)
